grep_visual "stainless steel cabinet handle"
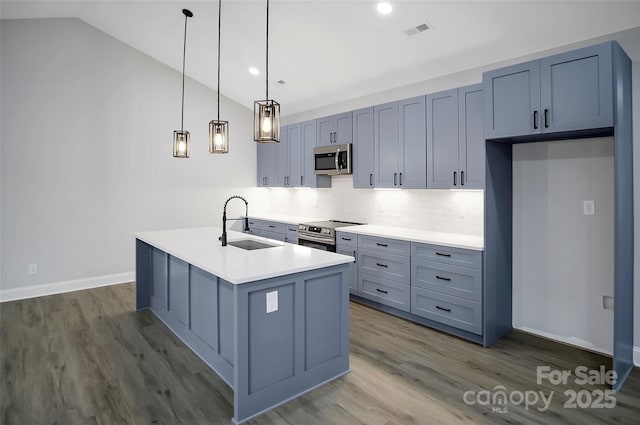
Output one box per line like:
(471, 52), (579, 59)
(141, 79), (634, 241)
(394, 173), (397, 185)
(533, 110), (539, 130)
(460, 171), (464, 186)
(369, 173), (373, 186)
(453, 171), (457, 186)
(399, 172), (403, 186)
(301, 176), (303, 186)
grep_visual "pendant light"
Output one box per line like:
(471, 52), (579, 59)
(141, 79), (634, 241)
(253, 0), (280, 143)
(173, 9), (194, 158)
(209, 0), (229, 153)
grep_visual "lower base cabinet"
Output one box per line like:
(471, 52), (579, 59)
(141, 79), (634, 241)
(349, 234), (486, 345)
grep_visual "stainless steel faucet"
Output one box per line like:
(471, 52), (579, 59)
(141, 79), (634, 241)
(220, 196), (250, 246)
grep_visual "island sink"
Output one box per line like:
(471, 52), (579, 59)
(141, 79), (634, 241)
(227, 239), (278, 250)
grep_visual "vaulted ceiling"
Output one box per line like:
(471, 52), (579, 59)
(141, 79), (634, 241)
(3, 1), (640, 116)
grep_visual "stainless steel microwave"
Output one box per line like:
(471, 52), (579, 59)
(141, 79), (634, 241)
(313, 144), (352, 175)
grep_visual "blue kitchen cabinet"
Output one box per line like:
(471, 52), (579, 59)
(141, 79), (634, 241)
(317, 112), (353, 147)
(484, 42), (613, 140)
(427, 88), (459, 189)
(459, 84), (485, 189)
(540, 43), (613, 133)
(398, 96), (427, 189)
(374, 101), (399, 188)
(274, 125), (289, 187)
(352, 107), (375, 188)
(301, 119), (331, 188)
(427, 84), (484, 189)
(256, 142), (275, 187)
(286, 124), (301, 187)
(374, 96), (426, 189)
(483, 60), (540, 140)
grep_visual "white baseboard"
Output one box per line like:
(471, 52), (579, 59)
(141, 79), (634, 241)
(634, 346), (640, 367)
(0, 272), (135, 302)
(514, 326), (614, 356)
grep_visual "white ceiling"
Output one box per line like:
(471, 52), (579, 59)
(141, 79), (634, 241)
(3, 1), (640, 116)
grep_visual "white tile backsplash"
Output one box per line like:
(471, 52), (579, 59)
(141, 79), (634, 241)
(251, 176), (484, 236)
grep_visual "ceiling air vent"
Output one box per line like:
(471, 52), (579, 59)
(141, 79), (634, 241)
(406, 23), (430, 36)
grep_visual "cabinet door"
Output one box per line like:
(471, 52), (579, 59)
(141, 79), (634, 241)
(352, 107), (375, 188)
(300, 119), (329, 188)
(274, 125), (289, 186)
(316, 116), (334, 147)
(256, 142), (275, 187)
(374, 101), (399, 188)
(287, 124), (302, 187)
(483, 60), (541, 139)
(399, 96), (427, 189)
(334, 112), (353, 144)
(337, 247), (357, 294)
(540, 43), (613, 133)
(427, 89), (459, 189)
(458, 84), (485, 189)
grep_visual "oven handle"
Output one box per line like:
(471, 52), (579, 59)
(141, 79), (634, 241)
(298, 233), (334, 245)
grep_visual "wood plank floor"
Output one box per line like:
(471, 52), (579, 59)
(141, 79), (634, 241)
(1, 282), (639, 425)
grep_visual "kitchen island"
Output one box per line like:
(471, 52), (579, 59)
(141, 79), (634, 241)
(135, 227), (353, 424)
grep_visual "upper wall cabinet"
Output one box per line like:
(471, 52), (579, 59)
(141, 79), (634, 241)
(374, 96), (427, 189)
(484, 42), (613, 140)
(353, 107), (375, 188)
(427, 84), (484, 189)
(317, 112), (353, 147)
(257, 142), (275, 187)
(274, 124), (290, 186)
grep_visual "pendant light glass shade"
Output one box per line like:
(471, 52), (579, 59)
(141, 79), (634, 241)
(173, 130), (190, 158)
(209, 120), (229, 153)
(210, 0), (229, 154)
(173, 9), (193, 158)
(253, 0), (280, 143)
(254, 100), (280, 143)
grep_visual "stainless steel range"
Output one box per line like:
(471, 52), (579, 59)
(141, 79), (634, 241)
(298, 220), (363, 252)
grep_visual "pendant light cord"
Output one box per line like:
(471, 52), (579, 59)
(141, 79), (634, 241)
(217, 0), (221, 122)
(266, 0), (269, 100)
(181, 12), (188, 131)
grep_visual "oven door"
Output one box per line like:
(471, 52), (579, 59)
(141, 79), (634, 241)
(298, 234), (336, 252)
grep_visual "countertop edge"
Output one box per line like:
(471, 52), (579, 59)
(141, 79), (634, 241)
(335, 226), (484, 251)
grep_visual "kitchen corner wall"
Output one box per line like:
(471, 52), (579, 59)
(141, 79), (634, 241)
(261, 178), (483, 236)
(0, 18), (258, 296)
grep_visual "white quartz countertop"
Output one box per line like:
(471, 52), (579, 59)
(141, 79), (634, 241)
(135, 227), (354, 284)
(247, 213), (327, 225)
(336, 225), (484, 251)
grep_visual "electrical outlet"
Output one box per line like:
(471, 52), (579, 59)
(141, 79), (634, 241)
(266, 291), (278, 313)
(583, 200), (595, 216)
(603, 295), (614, 310)
(28, 264), (38, 275)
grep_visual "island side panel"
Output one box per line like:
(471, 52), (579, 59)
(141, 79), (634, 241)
(140, 249), (235, 387)
(233, 264), (350, 424)
(135, 239), (151, 310)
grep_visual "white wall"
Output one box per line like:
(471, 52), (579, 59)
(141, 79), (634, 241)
(633, 62), (640, 365)
(512, 138), (614, 354)
(0, 18), (265, 297)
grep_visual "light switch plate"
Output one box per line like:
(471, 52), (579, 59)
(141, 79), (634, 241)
(583, 200), (595, 216)
(266, 291), (278, 313)
(603, 295), (614, 310)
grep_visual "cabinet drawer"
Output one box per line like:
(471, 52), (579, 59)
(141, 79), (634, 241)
(359, 274), (410, 312)
(358, 235), (410, 256)
(358, 249), (410, 284)
(247, 218), (261, 229)
(260, 229), (286, 242)
(336, 232), (357, 248)
(285, 224), (299, 236)
(412, 259), (482, 302)
(411, 287), (482, 335)
(411, 242), (482, 269)
(261, 220), (286, 234)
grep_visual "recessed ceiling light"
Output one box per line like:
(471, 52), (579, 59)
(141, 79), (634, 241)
(377, 2), (392, 15)
(249, 67), (260, 76)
